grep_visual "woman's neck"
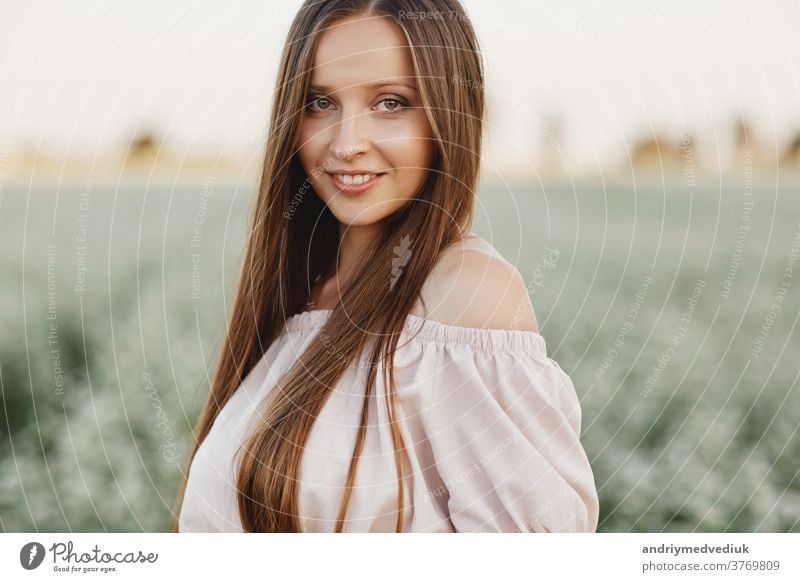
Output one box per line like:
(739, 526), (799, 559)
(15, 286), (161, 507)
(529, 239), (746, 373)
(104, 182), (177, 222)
(336, 222), (379, 283)
(305, 223), (379, 311)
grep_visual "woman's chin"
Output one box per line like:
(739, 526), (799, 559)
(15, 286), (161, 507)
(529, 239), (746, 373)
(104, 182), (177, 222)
(324, 201), (389, 228)
(329, 212), (384, 228)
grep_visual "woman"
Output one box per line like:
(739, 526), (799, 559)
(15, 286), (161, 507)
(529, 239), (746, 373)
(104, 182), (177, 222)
(172, 0), (599, 533)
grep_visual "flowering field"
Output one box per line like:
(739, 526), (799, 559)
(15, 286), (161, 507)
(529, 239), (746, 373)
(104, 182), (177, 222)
(1, 178), (798, 532)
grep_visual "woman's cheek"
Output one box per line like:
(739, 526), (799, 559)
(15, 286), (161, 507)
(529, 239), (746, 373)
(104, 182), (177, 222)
(298, 117), (330, 152)
(381, 123), (431, 166)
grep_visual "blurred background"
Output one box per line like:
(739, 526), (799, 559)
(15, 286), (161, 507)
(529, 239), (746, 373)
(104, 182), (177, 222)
(1, 0), (798, 532)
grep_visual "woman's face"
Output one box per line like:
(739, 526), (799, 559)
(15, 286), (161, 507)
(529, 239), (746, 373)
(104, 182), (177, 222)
(296, 13), (434, 228)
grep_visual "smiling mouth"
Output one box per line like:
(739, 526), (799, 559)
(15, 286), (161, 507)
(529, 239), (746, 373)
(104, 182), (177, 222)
(326, 172), (386, 195)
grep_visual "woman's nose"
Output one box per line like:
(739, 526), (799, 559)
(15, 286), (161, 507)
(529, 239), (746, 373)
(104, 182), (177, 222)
(329, 110), (369, 160)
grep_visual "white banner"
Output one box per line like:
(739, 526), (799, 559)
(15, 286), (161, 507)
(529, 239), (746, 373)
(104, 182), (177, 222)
(2, 533), (798, 581)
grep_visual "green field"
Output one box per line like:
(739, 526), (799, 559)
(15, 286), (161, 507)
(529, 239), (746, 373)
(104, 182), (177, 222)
(1, 177), (798, 532)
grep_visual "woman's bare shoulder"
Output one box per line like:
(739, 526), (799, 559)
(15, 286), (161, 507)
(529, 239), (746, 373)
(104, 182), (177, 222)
(414, 237), (539, 332)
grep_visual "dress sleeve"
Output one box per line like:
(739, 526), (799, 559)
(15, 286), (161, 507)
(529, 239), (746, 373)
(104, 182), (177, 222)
(421, 332), (599, 532)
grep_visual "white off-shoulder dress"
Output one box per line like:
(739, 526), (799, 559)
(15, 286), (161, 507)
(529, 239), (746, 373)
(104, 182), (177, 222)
(179, 235), (599, 533)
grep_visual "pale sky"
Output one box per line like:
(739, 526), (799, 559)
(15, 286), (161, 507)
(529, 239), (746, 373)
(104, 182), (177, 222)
(1, 0), (798, 175)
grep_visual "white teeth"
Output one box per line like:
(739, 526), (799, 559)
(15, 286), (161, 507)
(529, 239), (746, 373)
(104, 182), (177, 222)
(335, 173), (376, 186)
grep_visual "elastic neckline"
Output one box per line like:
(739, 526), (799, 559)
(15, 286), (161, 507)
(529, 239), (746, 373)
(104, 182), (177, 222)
(282, 309), (547, 355)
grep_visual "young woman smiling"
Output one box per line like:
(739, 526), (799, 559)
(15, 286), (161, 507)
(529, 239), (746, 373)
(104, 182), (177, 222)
(173, 0), (599, 533)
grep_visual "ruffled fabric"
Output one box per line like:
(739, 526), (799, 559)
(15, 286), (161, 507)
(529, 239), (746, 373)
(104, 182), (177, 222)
(179, 309), (599, 533)
(283, 308), (547, 355)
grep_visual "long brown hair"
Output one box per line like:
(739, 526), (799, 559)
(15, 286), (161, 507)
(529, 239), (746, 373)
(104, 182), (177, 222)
(171, 0), (485, 532)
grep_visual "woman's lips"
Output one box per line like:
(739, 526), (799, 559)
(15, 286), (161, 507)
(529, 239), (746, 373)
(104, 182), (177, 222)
(327, 172), (385, 196)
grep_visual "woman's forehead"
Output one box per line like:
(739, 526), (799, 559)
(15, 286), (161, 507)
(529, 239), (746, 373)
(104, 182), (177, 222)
(310, 14), (416, 91)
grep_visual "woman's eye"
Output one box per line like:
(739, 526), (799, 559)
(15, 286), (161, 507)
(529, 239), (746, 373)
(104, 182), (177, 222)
(306, 96), (333, 112)
(376, 97), (407, 113)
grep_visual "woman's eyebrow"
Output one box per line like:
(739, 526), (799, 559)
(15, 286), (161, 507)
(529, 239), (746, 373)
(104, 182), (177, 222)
(308, 80), (418, 92)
